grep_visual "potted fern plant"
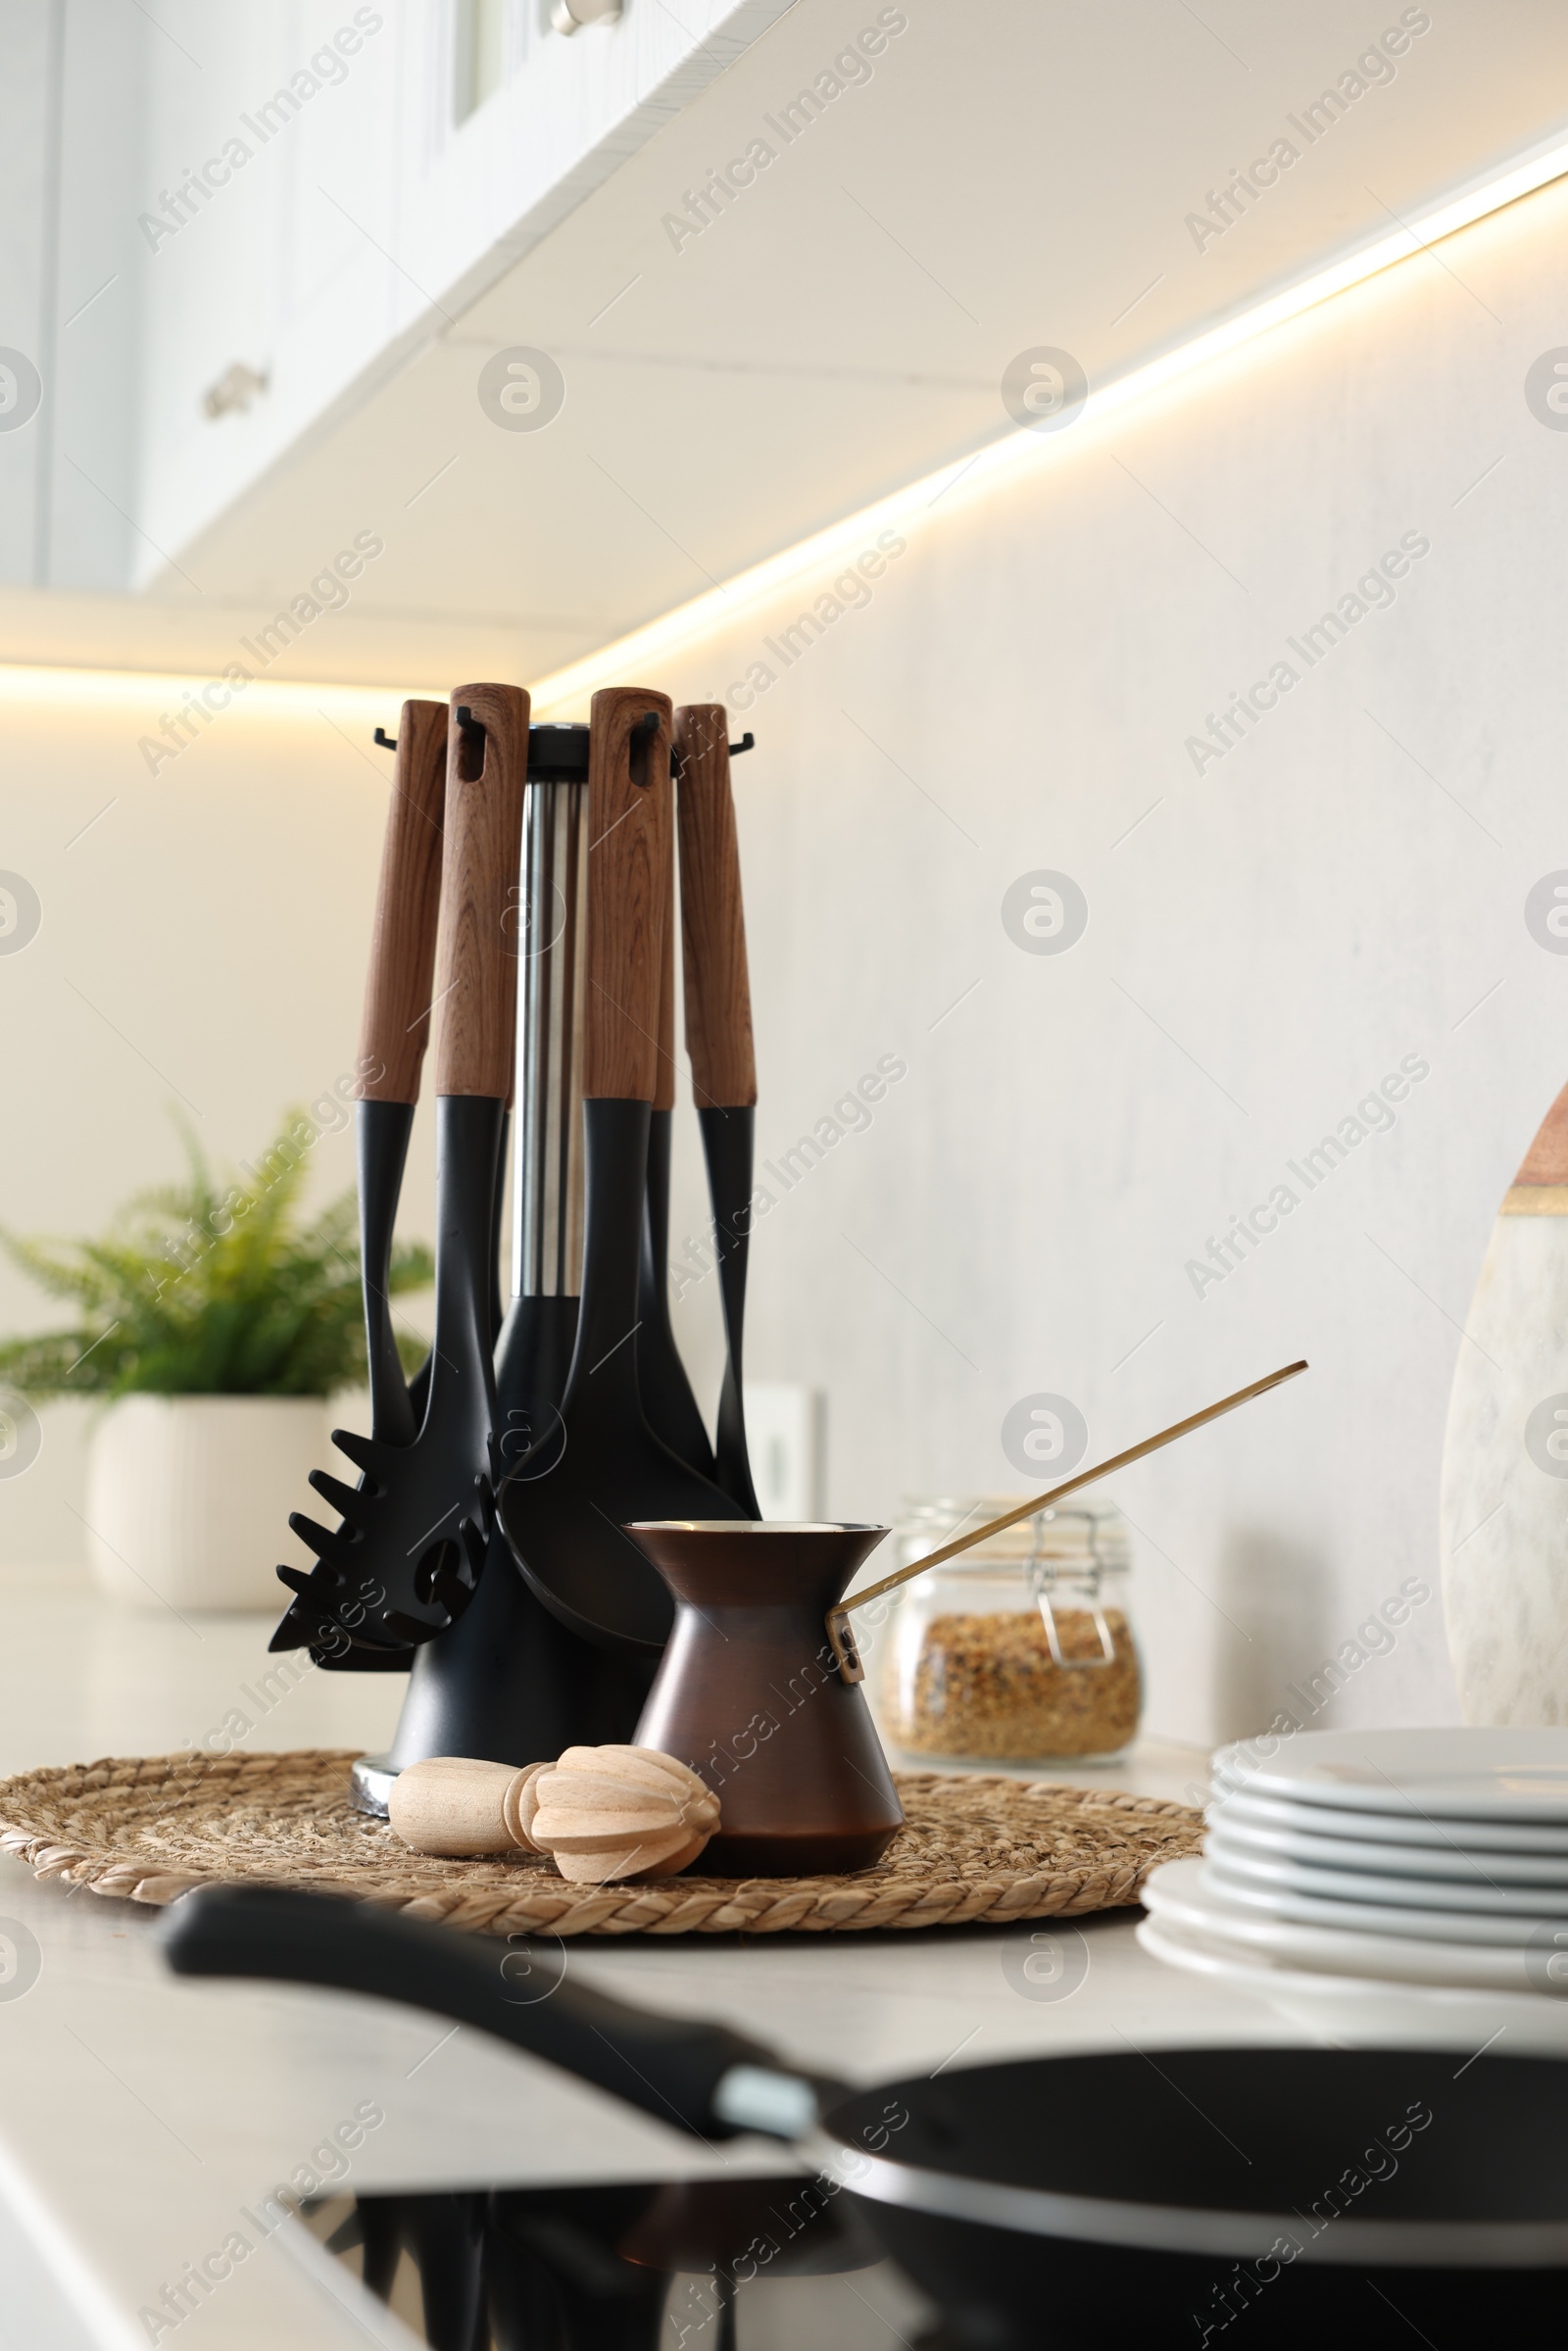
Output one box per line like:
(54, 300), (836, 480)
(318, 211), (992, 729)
(0, 1112), (431, 1611)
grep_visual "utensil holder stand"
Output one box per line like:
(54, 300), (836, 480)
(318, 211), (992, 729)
(384, 1545), (657, 1772)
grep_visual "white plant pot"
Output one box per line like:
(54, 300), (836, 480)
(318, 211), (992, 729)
(84, 1395), (328, 1612)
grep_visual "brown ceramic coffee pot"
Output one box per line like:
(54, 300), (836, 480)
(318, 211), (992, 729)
(627, 1520), (903, 1875)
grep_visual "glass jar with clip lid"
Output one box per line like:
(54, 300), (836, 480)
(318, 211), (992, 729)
(879, 1496), (1142, 1764)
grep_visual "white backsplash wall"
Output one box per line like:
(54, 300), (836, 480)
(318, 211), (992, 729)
(646, 167), (1568, 1751)
(5, 170), (1568, 1750)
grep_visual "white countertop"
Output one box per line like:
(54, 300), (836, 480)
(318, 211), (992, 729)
(0, 1568), (1288, 2350)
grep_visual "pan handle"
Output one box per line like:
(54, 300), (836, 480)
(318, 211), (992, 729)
(161, 1884), (808, 2140)
(432, 683), (530, 1100)
(358, 701), (448, 1104)
(673, 705), (757, 1111)
(584, 688), (672, 1102)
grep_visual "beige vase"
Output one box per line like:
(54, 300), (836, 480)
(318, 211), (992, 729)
(84, 1395), (328, 1612)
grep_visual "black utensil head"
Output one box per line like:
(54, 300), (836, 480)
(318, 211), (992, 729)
(499, 1412), (748, 1652)
(269, 1421), (493, 1653)
(500, 1099), (748, 1651)
(270, 1095), (504, 1658)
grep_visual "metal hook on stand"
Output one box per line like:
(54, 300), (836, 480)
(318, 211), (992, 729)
(666, 727), (755, 776)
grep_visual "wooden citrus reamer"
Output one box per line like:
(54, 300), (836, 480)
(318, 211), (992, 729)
(825, 1359), (1308, 1680)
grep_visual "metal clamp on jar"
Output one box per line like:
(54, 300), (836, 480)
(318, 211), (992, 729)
(879, 1497), (1143, 1764)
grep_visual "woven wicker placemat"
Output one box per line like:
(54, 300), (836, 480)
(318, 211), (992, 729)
(0, 1749), (1203, 1937)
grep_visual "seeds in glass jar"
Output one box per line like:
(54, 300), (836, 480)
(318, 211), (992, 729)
(894, 1607), (1141, 1760)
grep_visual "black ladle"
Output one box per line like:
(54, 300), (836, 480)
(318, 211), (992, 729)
(165, 1886), (1568, 2349)
(377, 721), (656, 1765)
(377, 728), (591, 1756)
(499, 690), (745, 1655)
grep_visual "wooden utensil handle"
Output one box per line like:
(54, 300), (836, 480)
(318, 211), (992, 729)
(433, 683), (529, 1098)
(585, 688), (671, 1101)
(674, 705), (756, 1109)
(358, 700), (448, 1104)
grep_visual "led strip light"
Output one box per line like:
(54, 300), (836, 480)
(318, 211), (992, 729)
(526, 122), (1568, 716)
(0, 665), (433, 718)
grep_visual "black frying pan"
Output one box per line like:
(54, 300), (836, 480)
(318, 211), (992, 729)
(162, 1886), (1568, 2348)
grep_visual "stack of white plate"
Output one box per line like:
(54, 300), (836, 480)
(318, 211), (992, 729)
(1138, 1727), (1568, 2047)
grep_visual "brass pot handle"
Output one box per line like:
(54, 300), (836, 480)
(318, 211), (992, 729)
(825, 1360), (1308, 1682)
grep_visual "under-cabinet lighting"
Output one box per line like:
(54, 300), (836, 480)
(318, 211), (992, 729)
(527, 124), (1568, 716)
(0, 665), (432, 724)
(1, 127), (1563, 724)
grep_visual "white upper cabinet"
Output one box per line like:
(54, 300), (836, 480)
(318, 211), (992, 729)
(123, 0), (794, 586)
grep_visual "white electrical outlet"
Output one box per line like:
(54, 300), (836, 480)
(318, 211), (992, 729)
(744, 1385), (822, 1520)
